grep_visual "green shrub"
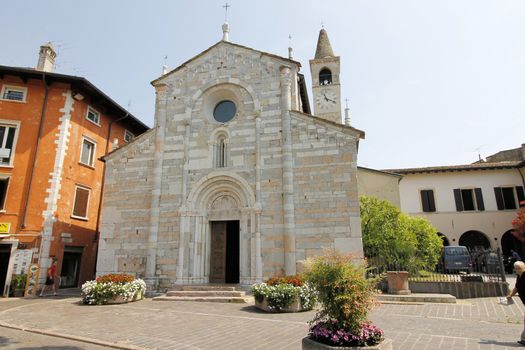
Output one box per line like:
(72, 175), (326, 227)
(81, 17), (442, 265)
(10, 274), (27, 290)
(304, 250), (380, 338)
(360, 196), (442, 273)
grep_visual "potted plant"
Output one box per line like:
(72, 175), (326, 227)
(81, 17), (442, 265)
(81, 273), (146, 305)
(252, 275), (316, 312)
(9, 274), (27, 297)
(302, 250), (392, 349)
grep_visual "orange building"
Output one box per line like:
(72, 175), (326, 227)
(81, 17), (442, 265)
(0, 43), (149, 296)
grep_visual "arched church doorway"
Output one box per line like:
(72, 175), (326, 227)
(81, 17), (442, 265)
(501, 230), (524, 259)
(183, 172), (259, 285)
(437, 232), (450, 246)
(210, 220), (240, 284)
(459, 230), (491, 251)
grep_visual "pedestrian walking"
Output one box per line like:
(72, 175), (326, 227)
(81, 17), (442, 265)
(507, 260), (525, 345)
(39, 257), (58, 297)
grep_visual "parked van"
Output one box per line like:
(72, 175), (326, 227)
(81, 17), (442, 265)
(440, 246), (472, 274)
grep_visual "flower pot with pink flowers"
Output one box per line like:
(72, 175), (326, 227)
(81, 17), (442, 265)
(302, 250), (392, 350)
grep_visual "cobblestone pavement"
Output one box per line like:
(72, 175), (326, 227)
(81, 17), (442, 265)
(0, 326), (109, 350)
(1, 294), (524, 349)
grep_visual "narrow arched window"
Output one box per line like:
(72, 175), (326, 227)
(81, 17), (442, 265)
(214, 135), (227, 168)
(319, 68), (332, 85)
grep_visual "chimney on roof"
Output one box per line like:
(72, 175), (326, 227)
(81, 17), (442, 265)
(36, 42), (56, 72)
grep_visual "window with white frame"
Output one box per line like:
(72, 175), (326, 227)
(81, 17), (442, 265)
(72, 185), (91, 219)
(80, 137), (96, 167)
(86, 106), (100, 125)
(1, 85), (27, 102)
(124, 130), (134, 143)
(0, 177), (9, 210)
(0, 122), (19, 166)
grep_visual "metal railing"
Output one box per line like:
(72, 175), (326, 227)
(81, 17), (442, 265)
(366, 248), (507, 283)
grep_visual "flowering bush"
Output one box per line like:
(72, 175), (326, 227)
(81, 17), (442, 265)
(96, 273), (135, 284)
(81, 274), (146, 305)
(512, 201), (525, 242)
(310, 320), (384, 347)
(252, 274), (317, 311)
(266, 275), (304, 287)
(304, 250), (384, 347)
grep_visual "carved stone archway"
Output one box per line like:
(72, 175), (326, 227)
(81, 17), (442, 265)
(175, 172), (261, 285)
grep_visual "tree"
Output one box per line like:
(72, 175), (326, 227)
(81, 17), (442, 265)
(359, 196), (442, 273)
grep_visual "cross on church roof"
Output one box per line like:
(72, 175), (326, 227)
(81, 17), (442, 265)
(223, 2), (230, 22)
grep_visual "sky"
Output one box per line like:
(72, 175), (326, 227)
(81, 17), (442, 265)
(1, 0), (524, 169)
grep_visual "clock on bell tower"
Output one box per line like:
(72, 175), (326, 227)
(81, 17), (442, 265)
(309, 28), (342, 124)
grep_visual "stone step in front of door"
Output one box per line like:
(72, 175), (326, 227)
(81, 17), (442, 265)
(152, 296), (252, 303)
(166, 290), (245, 297)
(171, 285), (237, 292)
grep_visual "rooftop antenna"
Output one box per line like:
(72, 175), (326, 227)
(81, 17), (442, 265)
(473, 145), (485, 161)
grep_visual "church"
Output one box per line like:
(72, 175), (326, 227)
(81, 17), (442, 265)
(97, 23), (365, 289)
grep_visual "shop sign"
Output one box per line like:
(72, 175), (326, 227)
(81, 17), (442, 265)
(0, 223), (10, 233)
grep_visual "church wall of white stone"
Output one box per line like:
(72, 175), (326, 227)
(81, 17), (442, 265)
(98, 41), (363, 289)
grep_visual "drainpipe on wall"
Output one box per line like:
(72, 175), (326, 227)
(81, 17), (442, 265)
(92, 113), (129, 277)
(518, 166), (525, 189)
(21, 73), (49, 255)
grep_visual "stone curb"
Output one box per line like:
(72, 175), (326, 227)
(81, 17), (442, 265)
(0, 321), (151, 350)
(377, 293), (456, 304)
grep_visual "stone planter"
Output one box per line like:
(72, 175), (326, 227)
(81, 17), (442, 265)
(255, 295), (309, 312)
(386, 271), (410, 295)
(302, 337), (393, 350)
(134, 290), (144, 301)
(106, 295), (131, 304)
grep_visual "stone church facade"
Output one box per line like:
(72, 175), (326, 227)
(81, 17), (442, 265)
(97, 26), (365, 289)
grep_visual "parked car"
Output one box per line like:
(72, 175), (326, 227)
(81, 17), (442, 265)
(439, 246), (472, 274)
(471, 250), (502, 274)
(482, 252), (500, 273)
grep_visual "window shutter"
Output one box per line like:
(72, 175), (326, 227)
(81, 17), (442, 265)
(73, 187), (89, 218)
(474, 188), (484, 211)
(517, 186), (525, 204)
(494, 187), (504, 210)
(420, 191), (429, 212)
(428, 190), (436, 212)
(453, 189), (463, 211)
(0, 178), (8, 209)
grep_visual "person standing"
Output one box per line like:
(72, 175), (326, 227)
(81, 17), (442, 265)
(507, 260), (525, 345)
(39, 258), (58, 297)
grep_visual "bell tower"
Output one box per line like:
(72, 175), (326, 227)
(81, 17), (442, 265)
(309, 29), (342, 124)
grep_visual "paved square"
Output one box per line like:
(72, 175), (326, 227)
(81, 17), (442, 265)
(0, 295), (524, 349)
